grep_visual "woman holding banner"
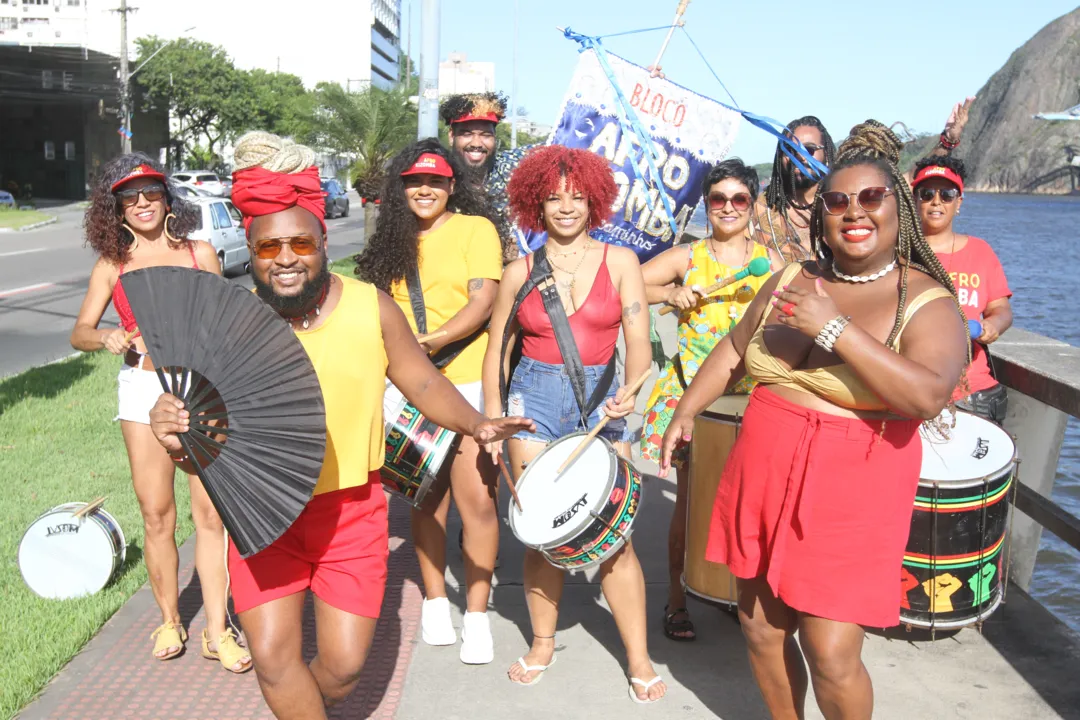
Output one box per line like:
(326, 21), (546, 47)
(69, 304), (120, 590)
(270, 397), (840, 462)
(639, 158), (782, 641)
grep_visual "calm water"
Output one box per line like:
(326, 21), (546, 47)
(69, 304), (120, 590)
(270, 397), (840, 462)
(691, 193), (1080, 633)
(956, 193), (1080, 635)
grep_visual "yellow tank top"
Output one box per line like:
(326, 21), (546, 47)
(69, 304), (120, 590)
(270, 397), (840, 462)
(743, 263), (954, 411)
(295, 274), (387, 495)
(676, 239), (772, 388)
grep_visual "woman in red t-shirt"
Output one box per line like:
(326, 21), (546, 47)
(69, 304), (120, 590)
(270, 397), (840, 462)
(912, 157), (1013, 424)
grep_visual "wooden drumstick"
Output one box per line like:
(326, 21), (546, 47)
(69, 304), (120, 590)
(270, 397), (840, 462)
(498, 454), (523, 511)
(556, 369), (653, 474)
(658, 256), (772, 316)
(123, 327), (139, 344)
(416, 330), (448, 345)
(73, 496), (106, 519)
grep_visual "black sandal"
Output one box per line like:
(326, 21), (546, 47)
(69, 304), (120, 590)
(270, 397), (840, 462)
(662, 605), (696, 642)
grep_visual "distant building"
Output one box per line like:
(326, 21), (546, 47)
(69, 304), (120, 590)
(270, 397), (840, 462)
(506, 120), (552, 139)
(439, 52), (495, 97)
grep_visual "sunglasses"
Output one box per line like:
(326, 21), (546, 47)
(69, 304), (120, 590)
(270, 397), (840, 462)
(820, 187), (893, 216)
(116, 184), (166, 207)
(707, 192), (752, 212)
(801, 143), (826, 155)
(251, 235), (321, 260)
(916, 186), (961, 204)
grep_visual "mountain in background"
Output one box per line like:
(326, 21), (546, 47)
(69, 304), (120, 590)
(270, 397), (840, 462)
(963, 8), (1080, 194)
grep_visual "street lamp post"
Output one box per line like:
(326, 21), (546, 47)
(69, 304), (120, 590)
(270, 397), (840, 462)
(417, 0), (440, 139)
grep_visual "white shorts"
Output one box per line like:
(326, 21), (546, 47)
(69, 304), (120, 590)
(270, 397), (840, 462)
(115, 364), (165, 424)
(382, 379), (483, 427)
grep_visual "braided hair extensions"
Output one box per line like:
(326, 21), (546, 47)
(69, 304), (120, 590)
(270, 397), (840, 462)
(764, 116), (836, 214)
(809, 120), (972, 367)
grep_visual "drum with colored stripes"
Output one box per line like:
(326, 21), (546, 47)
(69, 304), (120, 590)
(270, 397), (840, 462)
(381, 383), (457, 508)
(901, 411), (1016, 629)
(509, 433), (642, 571)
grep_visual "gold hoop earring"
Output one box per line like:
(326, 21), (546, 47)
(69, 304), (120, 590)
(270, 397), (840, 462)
(163, 213), (179, 243)
(122, 222), (139, 252)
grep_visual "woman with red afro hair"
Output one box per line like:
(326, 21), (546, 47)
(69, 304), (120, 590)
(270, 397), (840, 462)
(481, 146), (665, 703)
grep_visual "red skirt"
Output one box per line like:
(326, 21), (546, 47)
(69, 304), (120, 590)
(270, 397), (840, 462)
(706, 386), (922, 628)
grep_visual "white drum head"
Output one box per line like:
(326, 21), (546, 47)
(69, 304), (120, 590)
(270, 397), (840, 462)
(511, 434), (615, 548)
(19, 508), (118, 599)
(920, 412), (1015, 484)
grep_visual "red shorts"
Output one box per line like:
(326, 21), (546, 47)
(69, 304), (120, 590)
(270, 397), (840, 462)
(228, 475), (389, 617)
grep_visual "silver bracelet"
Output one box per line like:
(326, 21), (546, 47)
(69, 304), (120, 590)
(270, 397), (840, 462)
(815, 316), (850, 352)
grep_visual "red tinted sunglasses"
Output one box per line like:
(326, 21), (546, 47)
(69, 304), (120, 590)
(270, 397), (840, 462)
(707, 192), (751, 212)
(820, 187), (893, 216)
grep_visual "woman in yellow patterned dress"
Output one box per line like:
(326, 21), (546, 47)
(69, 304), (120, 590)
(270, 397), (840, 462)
(640, 158), (782, 640)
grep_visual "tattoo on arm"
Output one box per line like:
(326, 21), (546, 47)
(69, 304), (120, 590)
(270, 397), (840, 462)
(468, 278), (484, 294)
(622, 301), (641, 325)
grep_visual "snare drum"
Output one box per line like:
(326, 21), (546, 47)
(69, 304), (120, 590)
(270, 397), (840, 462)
(19, 502), (127, 600)
(684, 396), (750, 607)
(901, 411), (1016, 630)
(510, 433), (642, 571)
(381, 383), (458, 507)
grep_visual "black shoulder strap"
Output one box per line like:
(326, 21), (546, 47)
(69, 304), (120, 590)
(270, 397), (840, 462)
(499, 246), (616, 425)
(405, 265), (486, 370)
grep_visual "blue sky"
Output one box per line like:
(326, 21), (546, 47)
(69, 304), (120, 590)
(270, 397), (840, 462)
(403, 0), (1079, 164)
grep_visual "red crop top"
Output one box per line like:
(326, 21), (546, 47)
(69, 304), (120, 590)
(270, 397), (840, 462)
(517, 244), (622, 366)
(112, 243), (200, 333)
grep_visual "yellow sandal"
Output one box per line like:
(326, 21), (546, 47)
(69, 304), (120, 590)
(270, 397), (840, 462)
(150, 621), (187, 661)
(201, 629), (253, 674)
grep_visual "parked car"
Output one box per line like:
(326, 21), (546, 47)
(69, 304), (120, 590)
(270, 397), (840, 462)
(187, 197), (250, 276)
(173, 184), (213, 200)
(0, 190), (14, 209)
(173, 170), (227, 197)
(321, 179), (350, 219)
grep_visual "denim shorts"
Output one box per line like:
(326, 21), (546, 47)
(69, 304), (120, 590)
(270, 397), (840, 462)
(506, 356), (632, 444)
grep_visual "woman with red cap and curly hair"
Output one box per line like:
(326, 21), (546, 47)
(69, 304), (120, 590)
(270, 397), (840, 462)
(481, 145), (665, 704)
(70, 153), (250, 673)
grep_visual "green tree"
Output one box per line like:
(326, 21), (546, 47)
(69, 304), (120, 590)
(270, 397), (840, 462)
(245, 69), (315, 141)
(310, 82), (417, 200)
(132, 36), (251, 161)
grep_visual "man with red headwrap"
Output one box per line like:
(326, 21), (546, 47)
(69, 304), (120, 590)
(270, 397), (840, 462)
(148, 131), (533, 719)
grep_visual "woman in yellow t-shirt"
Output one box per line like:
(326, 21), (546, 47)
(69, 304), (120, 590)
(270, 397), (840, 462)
(356, 139), (505, 665)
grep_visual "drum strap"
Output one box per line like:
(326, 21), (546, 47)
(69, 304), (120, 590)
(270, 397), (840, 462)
(499, 246), (617, 426)
(405, 265), (487, 370)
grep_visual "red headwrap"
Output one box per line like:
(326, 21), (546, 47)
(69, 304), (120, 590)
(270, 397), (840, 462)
(231, 166), (327, 234)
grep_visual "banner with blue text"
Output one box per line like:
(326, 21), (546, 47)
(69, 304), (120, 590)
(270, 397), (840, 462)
(517, 49), (740, 262)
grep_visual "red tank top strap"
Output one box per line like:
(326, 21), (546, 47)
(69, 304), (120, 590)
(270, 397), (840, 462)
(189, 242), (199, 269)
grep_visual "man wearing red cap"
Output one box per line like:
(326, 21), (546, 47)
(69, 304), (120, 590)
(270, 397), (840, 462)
(440, 92), (535, 261)
(912, 155), (1013, 424)
(149, 131), (532, 718)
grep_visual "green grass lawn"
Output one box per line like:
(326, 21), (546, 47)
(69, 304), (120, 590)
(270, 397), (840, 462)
(0, 352), (194, 720)
(328, 256), (357, 275)
(0, 210), (53, 230)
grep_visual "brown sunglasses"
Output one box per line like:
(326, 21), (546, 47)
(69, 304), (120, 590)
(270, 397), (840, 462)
(116, 184), (166, 207)
(707, 192), (752, 212)
(820, 187), (893, 215)
(251, 235), (321, 259)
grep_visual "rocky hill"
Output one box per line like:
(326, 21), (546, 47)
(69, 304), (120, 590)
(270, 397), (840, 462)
(963, 8), (1080, 194)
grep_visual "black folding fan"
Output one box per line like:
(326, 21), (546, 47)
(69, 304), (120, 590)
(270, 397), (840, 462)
(121, 266), (326, 557)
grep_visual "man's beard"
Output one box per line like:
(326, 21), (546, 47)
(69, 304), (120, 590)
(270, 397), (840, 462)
(252, 256), (331, 318)
(458, 146), (497, 184)
(791, 168), (818, 191)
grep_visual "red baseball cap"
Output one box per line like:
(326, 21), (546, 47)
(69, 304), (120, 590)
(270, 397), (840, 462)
(451, 112), (500, 125)
(111, 164), (167, 192)
(911, 164), (964, 193)
(400, 153), (454, 178)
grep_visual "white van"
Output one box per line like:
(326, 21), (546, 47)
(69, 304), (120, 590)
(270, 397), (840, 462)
(187, 197), (250, 276)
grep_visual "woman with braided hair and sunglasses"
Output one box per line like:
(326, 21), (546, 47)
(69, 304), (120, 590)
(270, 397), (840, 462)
(912, 156), (1013, 425)
(70, 154), (251, 673)
(659, 121), (969, 719)
(638, 158), (782, 642)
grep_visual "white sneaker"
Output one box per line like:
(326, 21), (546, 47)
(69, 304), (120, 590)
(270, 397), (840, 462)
(459, 611), (494, 665)
(421, 597), (456, 646)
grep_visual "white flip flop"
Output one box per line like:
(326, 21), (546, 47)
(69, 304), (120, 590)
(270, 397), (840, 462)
(628, 675), (665, 704)
(510, 654), (557, 686)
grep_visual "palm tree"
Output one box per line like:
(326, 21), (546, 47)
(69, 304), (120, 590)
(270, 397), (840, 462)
(310, 82), (417, 236)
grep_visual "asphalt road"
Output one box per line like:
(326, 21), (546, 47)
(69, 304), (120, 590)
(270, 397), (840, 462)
(0, 197), (366, 378)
